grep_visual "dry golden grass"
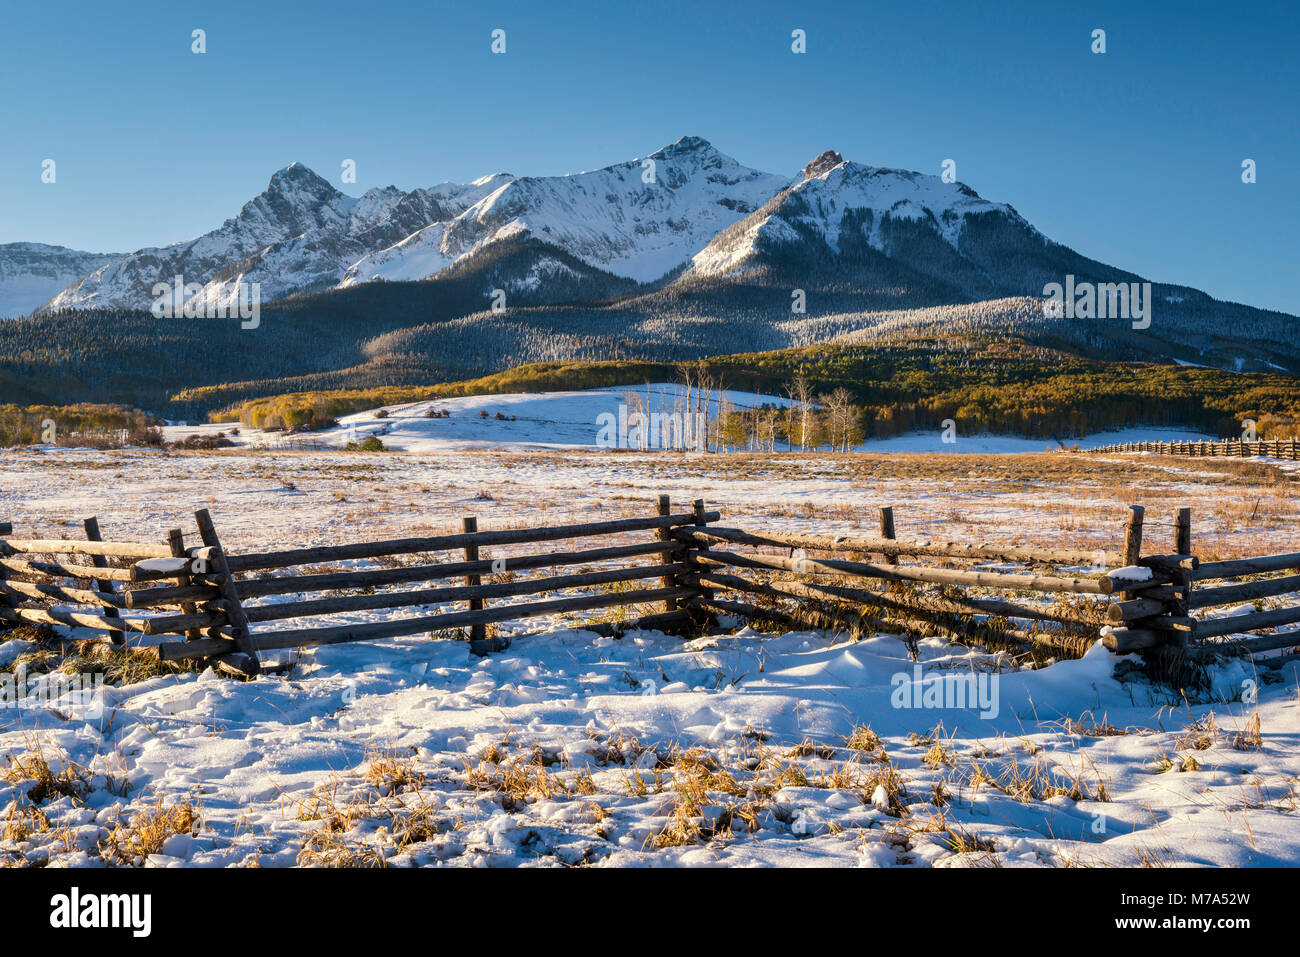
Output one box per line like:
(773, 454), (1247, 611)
(2, 800), (51, 845)
(293, 751), (460, 866)
(964, 748), (1111, 803)
(1061, 712), (1132, 738)
(363, 748), (426, 795)
(650, 746), (762, 849)
(1175, 714), (1218, 751)
(463, 754), (570, 809)
(98, 797), (200, 866)
(3, 747), (90, 805)
(845, 725), (884, 755)
(1232, 713), (1264, 752)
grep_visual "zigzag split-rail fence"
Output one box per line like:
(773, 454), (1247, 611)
(0, 501), (1297, 683)
(1089, 438), (1300, 462)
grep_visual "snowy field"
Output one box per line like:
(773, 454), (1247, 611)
(161, 384), (1218, 455)
(2, 443), (1298, 867)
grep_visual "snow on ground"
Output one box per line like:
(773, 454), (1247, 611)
(4, 441), (1298, 562)
(1, 445), (1298, 867)
(165, 384), (796, 453)
(160, 386), (1217, 455)
(3, 617), (1297, 868)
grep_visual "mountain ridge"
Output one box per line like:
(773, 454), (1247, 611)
(33, 136), (794, 315)
(24, 137), (1294, 336)
(3, 138), (1294, 418)
(0, 243), (124, 318)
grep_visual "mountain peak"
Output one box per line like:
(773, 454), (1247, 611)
(268, 162), (331, 191)
(657, 135), (715, 156)
(803, 150), (845, 180)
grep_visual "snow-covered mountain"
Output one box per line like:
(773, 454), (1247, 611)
(27, 138), (1292, 359)
(185, 172), (514, 313)
(0, 243), (123, 318)
(36, 137), (788, 314)
(40, 165), (513, 314)
(340, 136), (789, 288)
(29, 140), (1132, 316)
(684, 149), (1101, 300)
(690, 151), (1014, 274)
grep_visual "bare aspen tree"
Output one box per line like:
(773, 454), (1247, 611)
(712, 394), (733, 452)
(624, 390), (646, 450)
(698, 366), (715, 452)
(676, 377), (686, 452)
(829, 388), (856, 451)
(676, 361), (694, 447)
(790, 372), (814, 451)
(782, 380), (798, 451)
(816, 394), (833, 451)
(761, 408), (779, 451)
(694, 360), (709, 442)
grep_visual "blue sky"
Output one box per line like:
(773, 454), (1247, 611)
(2, 0), (1296, 313)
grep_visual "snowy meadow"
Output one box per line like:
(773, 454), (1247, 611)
(2, 441), (1298, 868)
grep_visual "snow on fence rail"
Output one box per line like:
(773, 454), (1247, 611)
(0, 501), (715, 677)
(1, 502), (1297, 683)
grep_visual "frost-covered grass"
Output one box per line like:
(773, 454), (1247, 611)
(3, 625), (1297, 868)
(1, 446), (1298, 867)
(4, 443), (1295, 560)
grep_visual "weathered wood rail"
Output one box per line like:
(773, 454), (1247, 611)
(1, 500), (1296, 684)
(674, 506), (1140, 659)
(0, 501), (718, 677)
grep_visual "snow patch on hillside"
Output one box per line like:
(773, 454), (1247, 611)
(171, 384), (794, 452)
(167, 388), (1220, 457)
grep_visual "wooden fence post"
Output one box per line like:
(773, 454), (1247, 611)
(689, 498), (713, 626)
(1121, 505), (1145, 601)
(1175, 508), (1192, 556)
(167, 528), (205, 647)
(0, 522), (12, 620)
(1122, 506), (1144, 564)
(83, 516), (125, 646)
(879, 506), (898, 566)
(194, 509), (260, 677)
(657, 495), (677, 613)
(462, 516), (487, 649)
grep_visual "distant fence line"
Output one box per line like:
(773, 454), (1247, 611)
(1088, 438), (1300, 460)
(1, 501), (1297, 684)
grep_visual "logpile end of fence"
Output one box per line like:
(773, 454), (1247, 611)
(1101, 626), (1165, 653)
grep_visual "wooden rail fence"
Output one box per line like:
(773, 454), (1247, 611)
(0, 502), (717, 677)
(1089, 438), (1300, 460)
(1, 501), (1297, 683)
